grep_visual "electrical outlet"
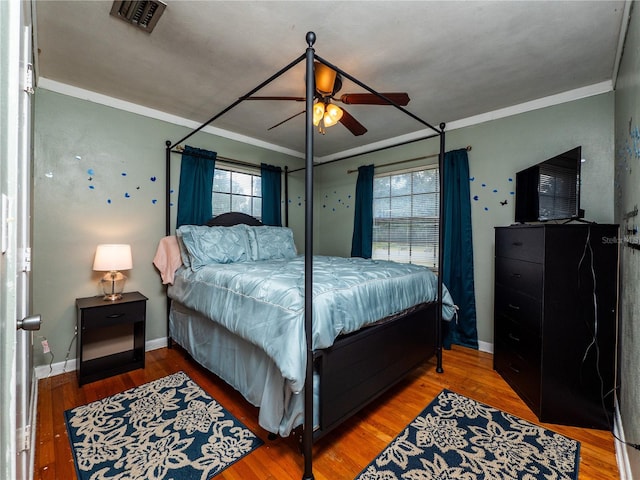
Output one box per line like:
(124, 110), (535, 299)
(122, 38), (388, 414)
(41, 339), (49, 354)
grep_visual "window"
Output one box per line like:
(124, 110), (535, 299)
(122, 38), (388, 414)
(212, 165), (262, 219)
(372, 166), (439, 268)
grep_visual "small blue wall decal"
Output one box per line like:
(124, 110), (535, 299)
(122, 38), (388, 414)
(89, 185), (94, 190)
(107, 199), (112, 204)
(87, 169), (94, 176)
(150, 176), (157, 182)
(470, 175), (517, 213)
(152, 199), (157, 204)
(124, 193), (130, 198)
(121, 172), (127, 176)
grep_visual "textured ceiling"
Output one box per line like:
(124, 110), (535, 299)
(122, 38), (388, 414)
(35, 1), (627, 160)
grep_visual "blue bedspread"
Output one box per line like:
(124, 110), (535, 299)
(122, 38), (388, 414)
(169, 255), (455, 394)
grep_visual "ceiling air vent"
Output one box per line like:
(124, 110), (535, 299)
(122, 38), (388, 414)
(110, 1), (167, 33)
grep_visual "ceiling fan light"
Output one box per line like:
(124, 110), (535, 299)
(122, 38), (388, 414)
(323, 104), (343, 127)
(312, 101), (325, 126)
(315, 62), (337, 97)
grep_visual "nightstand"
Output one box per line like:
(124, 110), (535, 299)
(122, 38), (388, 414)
(76, 291), (147, 385)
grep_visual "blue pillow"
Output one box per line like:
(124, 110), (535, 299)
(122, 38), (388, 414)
(248, 226), (297, 261)
(177, 224), (252, 270)
(174, 230), (191, 268)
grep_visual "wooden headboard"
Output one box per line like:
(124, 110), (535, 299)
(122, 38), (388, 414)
(205, 212), (263, 227)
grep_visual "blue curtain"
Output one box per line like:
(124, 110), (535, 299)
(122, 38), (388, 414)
(351, 164), (375, 258)
(176, 146), (216, 228)
(261, 163), (282, 226)
(442, 148), (478, 349)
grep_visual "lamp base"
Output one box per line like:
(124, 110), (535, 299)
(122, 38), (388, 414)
(103, 293), (123, 302)
(100, 271), (127, 301)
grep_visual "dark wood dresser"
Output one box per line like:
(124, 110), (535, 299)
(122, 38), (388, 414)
(494, 224), (618, 429)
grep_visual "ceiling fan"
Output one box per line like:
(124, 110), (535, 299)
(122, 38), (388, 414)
(245, 62), (410, 136)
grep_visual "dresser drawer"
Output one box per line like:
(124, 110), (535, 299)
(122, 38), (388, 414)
(494, 314), (541, 365)
(495, 287), (542, 332)
(494, 345), (541, 414)
(495, 227), (544, 262)
(80, 301), (145, 329)
(495, 257), (543, 299)
(494, 316), (541, 410)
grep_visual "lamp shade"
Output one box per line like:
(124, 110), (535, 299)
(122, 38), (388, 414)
(314, 62), (337, 96)
(323, 104), (343, 127)
(312, 101), (325, 126)
(93, 244), (133, 271)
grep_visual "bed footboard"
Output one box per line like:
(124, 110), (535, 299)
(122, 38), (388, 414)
(313, 302), (437, 439)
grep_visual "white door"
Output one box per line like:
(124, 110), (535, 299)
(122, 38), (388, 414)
(1, 1), (39, 479)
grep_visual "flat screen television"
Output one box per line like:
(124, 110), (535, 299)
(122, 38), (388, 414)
(515, 146), (582, 223)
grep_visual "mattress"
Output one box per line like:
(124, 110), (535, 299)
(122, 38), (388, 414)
(168, 255), (455, 393)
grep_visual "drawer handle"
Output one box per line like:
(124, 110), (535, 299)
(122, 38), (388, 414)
(508, 333), (521, 342)
(107, 313), (125, 319)
(508, 303), (520, 310)
(509, 364), (521, 374)
(512, 241), (523, 246)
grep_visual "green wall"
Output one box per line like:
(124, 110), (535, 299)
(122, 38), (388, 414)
(32, 89), (301, 369)
(614, 1), (640, 475)
(316, 92), (615, 348)
(33, 87), (615, 367)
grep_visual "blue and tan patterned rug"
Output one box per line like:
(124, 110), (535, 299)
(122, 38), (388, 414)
(64, 371), (262, 480)
(356, 389), (580, 480)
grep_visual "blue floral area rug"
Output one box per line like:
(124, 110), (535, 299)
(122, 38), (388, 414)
(64, 371), (263, 480)
(356, 389), (580, 480)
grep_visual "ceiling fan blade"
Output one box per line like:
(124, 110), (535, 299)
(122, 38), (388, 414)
(339, 108), (368, 136)
(267, 110), (305, 131)
(245, 96), (305, 102)
(339, 92), (410, 106)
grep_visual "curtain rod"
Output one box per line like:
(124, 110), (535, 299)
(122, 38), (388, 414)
(347, 145), (471, 173)
(171, 145), (261, 170)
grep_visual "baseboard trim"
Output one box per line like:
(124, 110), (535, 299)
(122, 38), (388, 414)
(477, 340), (493, 354)
(614, 398), (633, 480)
(34, 337), (168, 380)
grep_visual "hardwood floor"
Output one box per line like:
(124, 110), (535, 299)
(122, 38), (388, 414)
(34, 345), (620, 479)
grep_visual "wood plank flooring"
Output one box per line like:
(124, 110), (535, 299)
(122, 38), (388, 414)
(34, 345), (620, 479)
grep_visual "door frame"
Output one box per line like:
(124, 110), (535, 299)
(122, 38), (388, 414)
(1, 0), (36, 479)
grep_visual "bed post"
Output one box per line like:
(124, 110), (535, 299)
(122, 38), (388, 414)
(284, 165), (289, 227)
(165, 140), (173, 349)
(436, 123), (446, 373)
(301, 31), (316, 480)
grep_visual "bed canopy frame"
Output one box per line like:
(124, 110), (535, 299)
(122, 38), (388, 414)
(164, 31), (446, 480)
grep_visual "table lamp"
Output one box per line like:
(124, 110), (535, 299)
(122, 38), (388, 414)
(93, 244), (133, 301)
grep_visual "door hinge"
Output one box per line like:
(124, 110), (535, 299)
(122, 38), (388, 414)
(24, 63), (34, 95)
(21, 247), (31, 272)
(17, 424), (31, 452)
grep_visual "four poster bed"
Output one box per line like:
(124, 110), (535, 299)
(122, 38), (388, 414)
(160, 32), (453, 480)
